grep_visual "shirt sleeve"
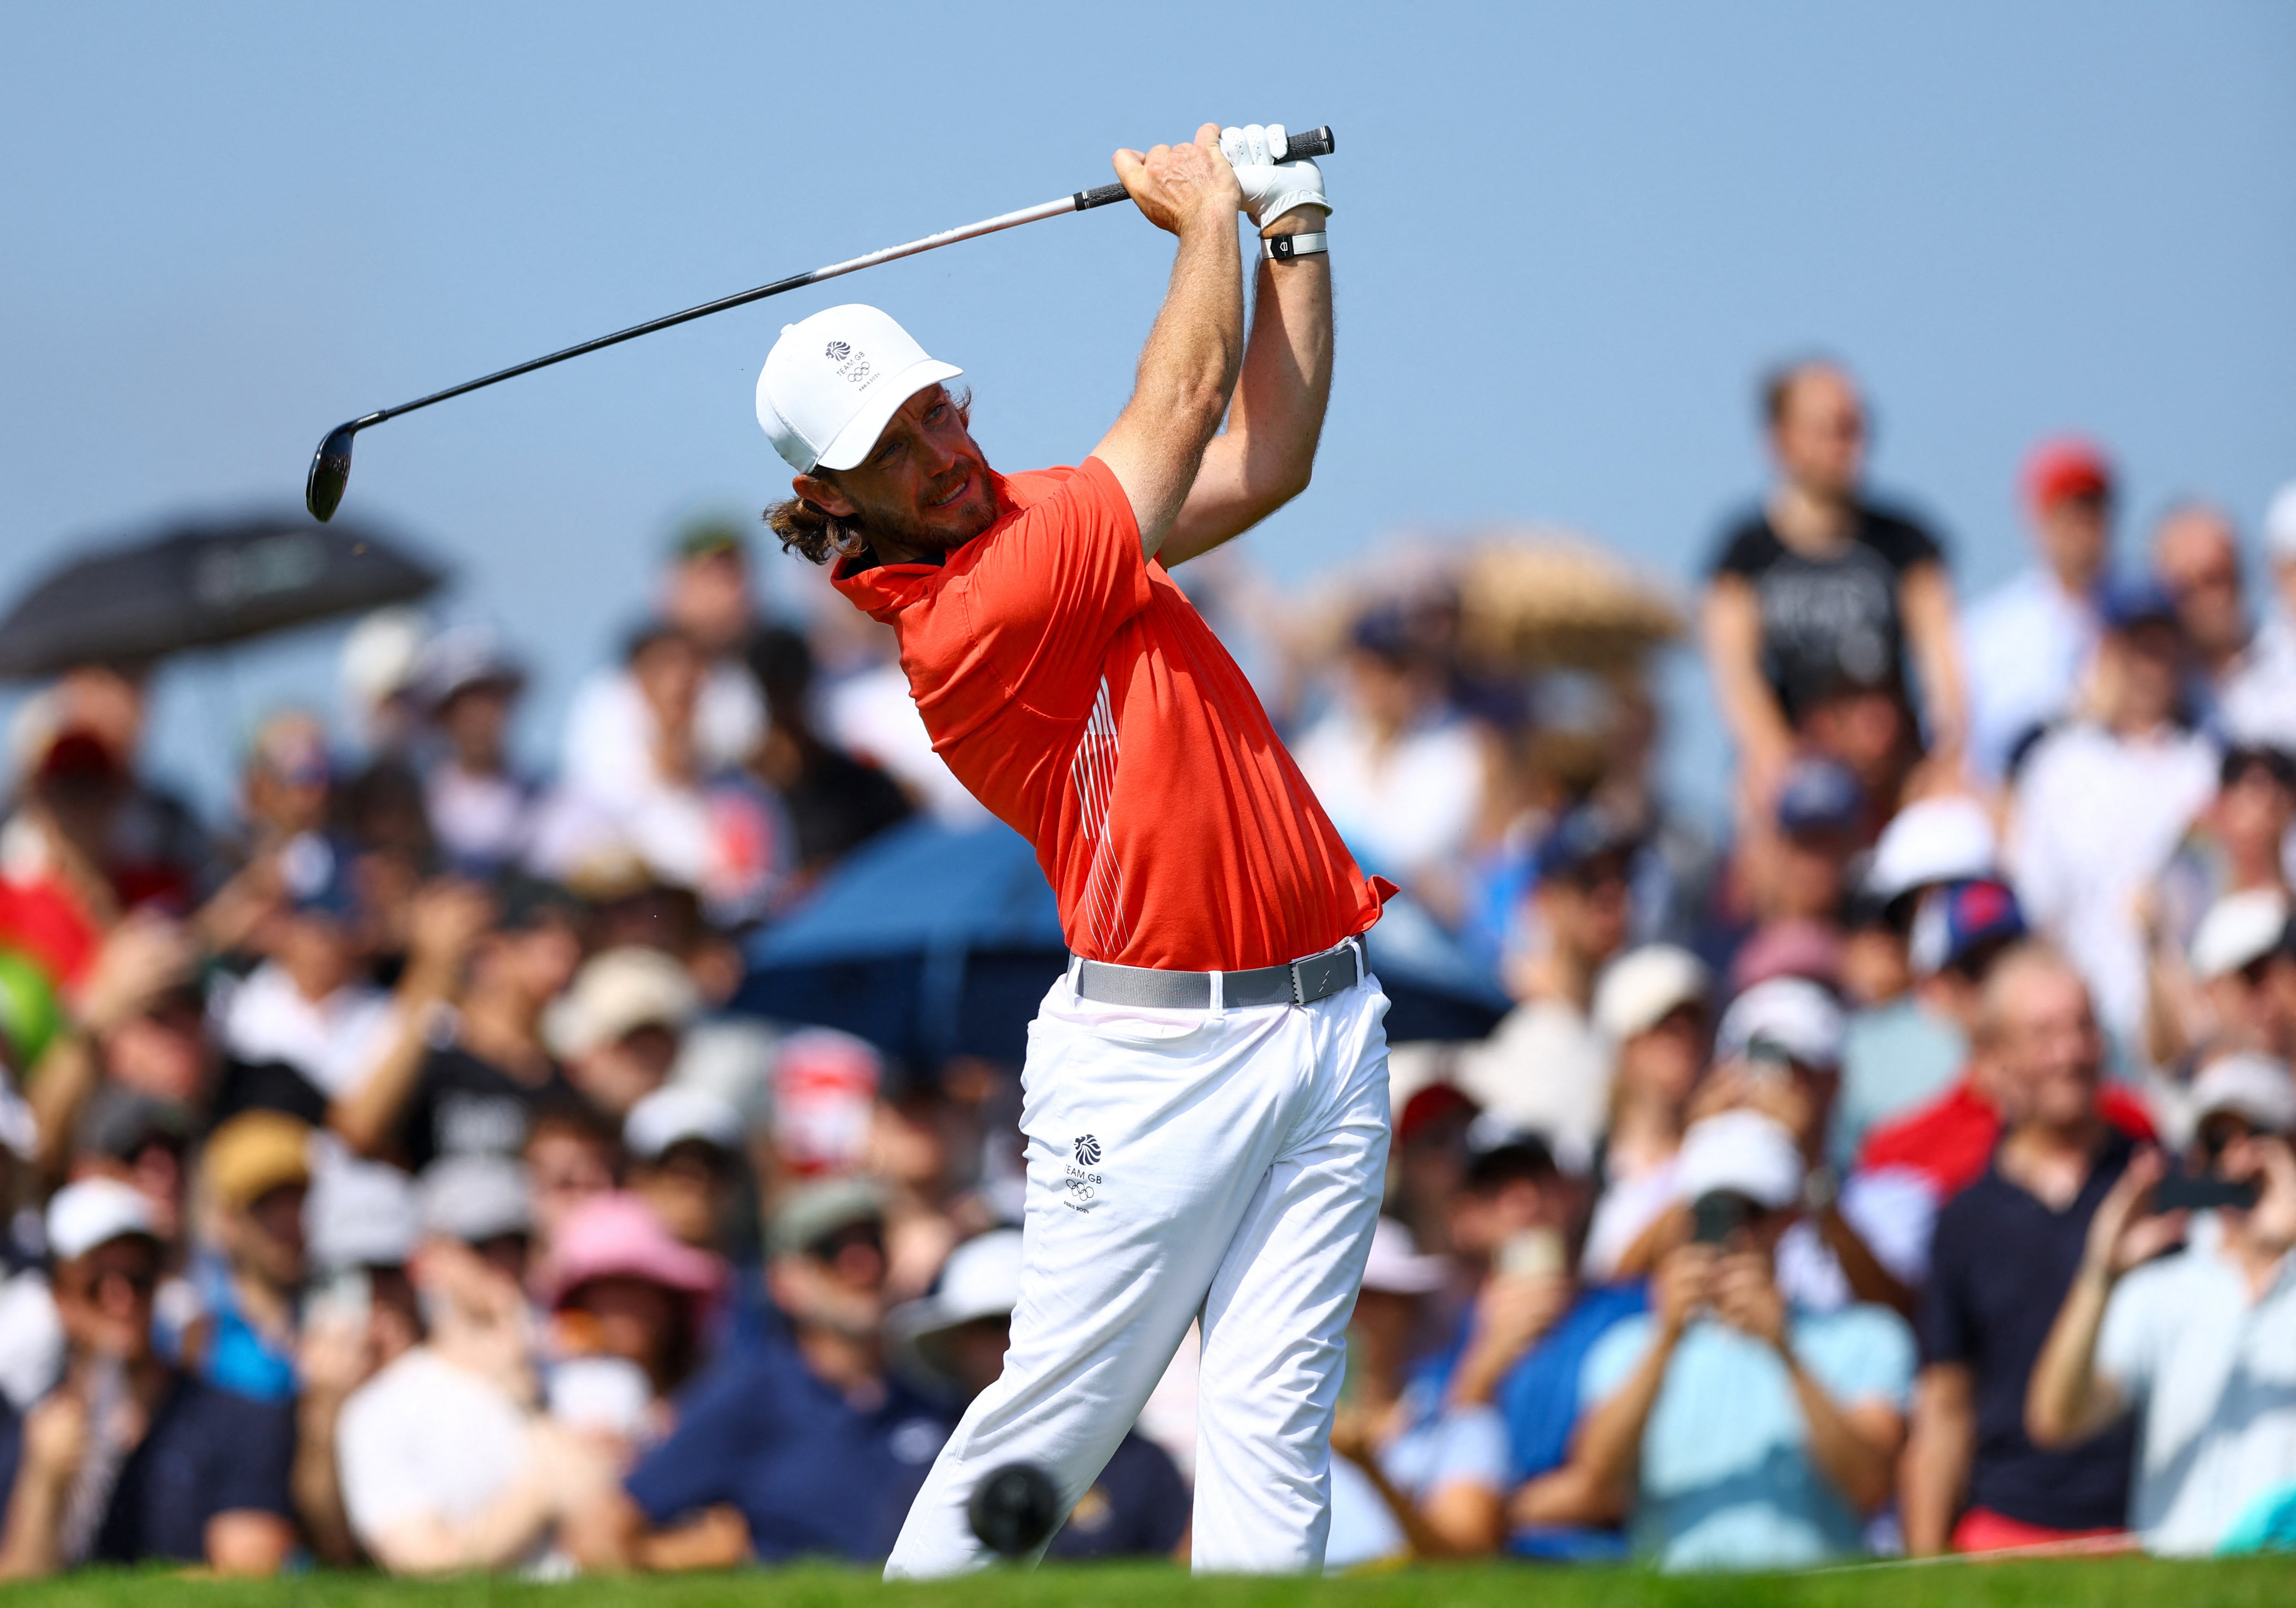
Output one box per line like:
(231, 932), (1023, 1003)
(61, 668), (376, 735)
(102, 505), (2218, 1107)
(625, 1351), (775, 1526)
(1426, 1405), (1510, 1493)
(2094, 1263), (2170, 1406)
(957, 459), (1154, 719)
(1842, 1168), (1941, 1289)
(1579, 1315), (1655, 1409)
(1914, 1201), (1976, 1369)
(206, 1391), (296, 1519)
(1708, 517), (1777, 581)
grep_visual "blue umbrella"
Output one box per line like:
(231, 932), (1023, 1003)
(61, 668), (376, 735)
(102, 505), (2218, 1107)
(732, 818), (1510, 1073)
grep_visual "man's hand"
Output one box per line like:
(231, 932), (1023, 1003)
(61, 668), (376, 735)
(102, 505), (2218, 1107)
(1113, 125), (1243, 238)
(2081, 1149), (2188, 1282)
(2224, 1135), (2296, 1254)
(1651, 1243), (1716, 1340)
(1219, 124), (1329, 233)
(1711, 1249), (1791, 1352)
(21, 1392), (89, 1486)
(405, 880), (496, 995)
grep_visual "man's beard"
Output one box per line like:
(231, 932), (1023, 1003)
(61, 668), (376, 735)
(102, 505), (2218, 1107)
(851, 452), (1000, 557)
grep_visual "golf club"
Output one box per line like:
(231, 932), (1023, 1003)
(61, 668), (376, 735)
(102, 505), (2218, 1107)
(305, 123), (1336, 522)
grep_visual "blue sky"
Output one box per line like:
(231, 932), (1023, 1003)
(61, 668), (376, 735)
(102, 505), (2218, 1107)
(2, 2), (2291, 822)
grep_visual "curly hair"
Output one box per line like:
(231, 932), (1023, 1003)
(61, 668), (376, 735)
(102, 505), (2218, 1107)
(762, 389), (973, 566)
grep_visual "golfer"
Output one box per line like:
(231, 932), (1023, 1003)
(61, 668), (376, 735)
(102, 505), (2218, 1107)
(756, 123), (1384, 1575)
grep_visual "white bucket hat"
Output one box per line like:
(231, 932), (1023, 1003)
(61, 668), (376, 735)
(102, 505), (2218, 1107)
(756, 304), (964, 474)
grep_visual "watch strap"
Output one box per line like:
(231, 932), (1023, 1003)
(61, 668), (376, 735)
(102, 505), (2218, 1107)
(1262, 231), (1329, 261)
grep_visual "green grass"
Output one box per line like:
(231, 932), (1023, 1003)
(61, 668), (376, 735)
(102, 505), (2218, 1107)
(10, 1558), (2291, 1608)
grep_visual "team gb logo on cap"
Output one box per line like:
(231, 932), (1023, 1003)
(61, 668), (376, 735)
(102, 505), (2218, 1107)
(825, 340), (872, 387)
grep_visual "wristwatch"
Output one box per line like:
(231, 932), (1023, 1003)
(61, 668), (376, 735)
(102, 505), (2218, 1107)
(1262, 232), (1328, 261)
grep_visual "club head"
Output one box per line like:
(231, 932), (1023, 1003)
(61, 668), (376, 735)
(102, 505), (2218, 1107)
(966, 1462), (1061, 1558)
(305, 422), (359, 522)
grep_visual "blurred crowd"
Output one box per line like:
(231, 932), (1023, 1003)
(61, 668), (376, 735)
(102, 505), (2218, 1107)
(0, 360), (2292, 1577)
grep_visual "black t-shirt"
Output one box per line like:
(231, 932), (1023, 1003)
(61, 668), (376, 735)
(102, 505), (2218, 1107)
(1709, 503), (1943, 723)
(396, 1045), (579, 1173)
(0, 1375), (295, 1566)
(1917, 1131), (2138, 1531)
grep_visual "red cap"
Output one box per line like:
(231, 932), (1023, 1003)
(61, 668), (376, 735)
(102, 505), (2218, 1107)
(2023, 436), (2114, 514)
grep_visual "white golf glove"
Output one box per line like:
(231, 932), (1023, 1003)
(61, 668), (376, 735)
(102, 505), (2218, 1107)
(1220, 123), (1330, 230)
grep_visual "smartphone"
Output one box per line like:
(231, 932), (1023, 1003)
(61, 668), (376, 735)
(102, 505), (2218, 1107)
(1497, 1227), (1564, 1279)
(1691, 1190), (1752, 1246)
(2154, 1172), (2261, 1213)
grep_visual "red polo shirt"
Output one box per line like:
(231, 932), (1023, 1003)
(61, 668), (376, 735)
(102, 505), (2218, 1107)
(830, 458), (1384, 970)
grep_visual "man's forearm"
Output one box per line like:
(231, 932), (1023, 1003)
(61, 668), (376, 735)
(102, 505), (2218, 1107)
(0, 1470), (70, 1579)
(1900, 1372), (1974, 1555)
(1784, 1353), (1896, 1513)
(2027, 1267), (2120, 1447)
(1572, 1331), (1675, 1497)
(1160, 208), (1331, 565)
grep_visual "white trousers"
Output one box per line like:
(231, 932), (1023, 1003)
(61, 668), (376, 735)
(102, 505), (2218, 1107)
(885, 968), (1392, 1577)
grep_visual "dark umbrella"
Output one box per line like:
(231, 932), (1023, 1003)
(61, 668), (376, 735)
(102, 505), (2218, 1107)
(732, 818), (1510, 1077)
(0, 511), (444, 679)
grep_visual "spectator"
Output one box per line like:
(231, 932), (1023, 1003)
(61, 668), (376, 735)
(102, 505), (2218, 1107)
(2144, 750), (2296, 1071)
(296, 1160), (425, 1565)
(886, 1229), (1189, 1563)
(1836, 876), (2026, 1167)
(2010, 576), (2218, 1048)
(561, 525), (768, 804)
(2214, 483), (2296, 753)
(623, 1087), (746, 1253)
(334, 1155), (606, 1575)
(2153, 504), (2258, 714)
(186, 1110), (311, 1405)
(0, 1180), (294, 1577)
(1325, 1217), (1507, 1567)
(1442, 1128), (1645, 1560)
(1293, 606), (1488, 909)
(539, 625), (785, 925)
(414, 625), (538, 878)
(1450, 807), (1637, 1171)
(544, 947), (702, 1122)
(524, 1099), (622, 1260)
(566, 1178), (951, 1569)
(2026, 1057), (2296, 1554)
(1702, 979), (1923, 1317)
(333, 879), (583, 1170)
(1833, 799), (2000, 1163)
(1580, 946), (1711, 1280)
(1900, 943), (2139, 1554)
(537, 1193), (726, 1441)
(213, 837), (397, 1125)
(1568, 1112), (1913, 1570)
(1701, 359), (1966, 813)
(1745, 758), (1867, 929)
(1962, 438), (2116, 781)
(745, 627), (911, 879)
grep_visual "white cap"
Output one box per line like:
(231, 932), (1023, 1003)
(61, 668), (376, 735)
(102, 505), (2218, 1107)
(2265, 481), (2296, 564)
(2190, 1052), (2296, 1134)
(1360, 1216), (1450, 1295)
(886, 1227), (1023, 1345)
(756, 305), (964, 474)
(1869, 796), (1998, 902)
(625, 1086), (744, 1161)
(2190, 889), (2291, 981)
(545, 947), (702, 1061)
(1677, 1110), (1805, 1210)
(1593, 945), (1710, 1041)
(46, 1177), (158, 1262)
(1717, 977), (1845, 1071)
(308, 1160), (421, 1273)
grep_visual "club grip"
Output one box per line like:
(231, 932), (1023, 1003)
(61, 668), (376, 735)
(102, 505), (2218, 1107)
(1279, 124), (1335, 161)
(1074, 181), (1132, 210)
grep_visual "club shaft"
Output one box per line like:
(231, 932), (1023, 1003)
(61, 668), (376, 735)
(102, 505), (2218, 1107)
(367, 193), (1090, 427)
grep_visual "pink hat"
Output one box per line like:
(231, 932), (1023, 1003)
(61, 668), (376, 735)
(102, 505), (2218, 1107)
(536, 1192), (727, 1310)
